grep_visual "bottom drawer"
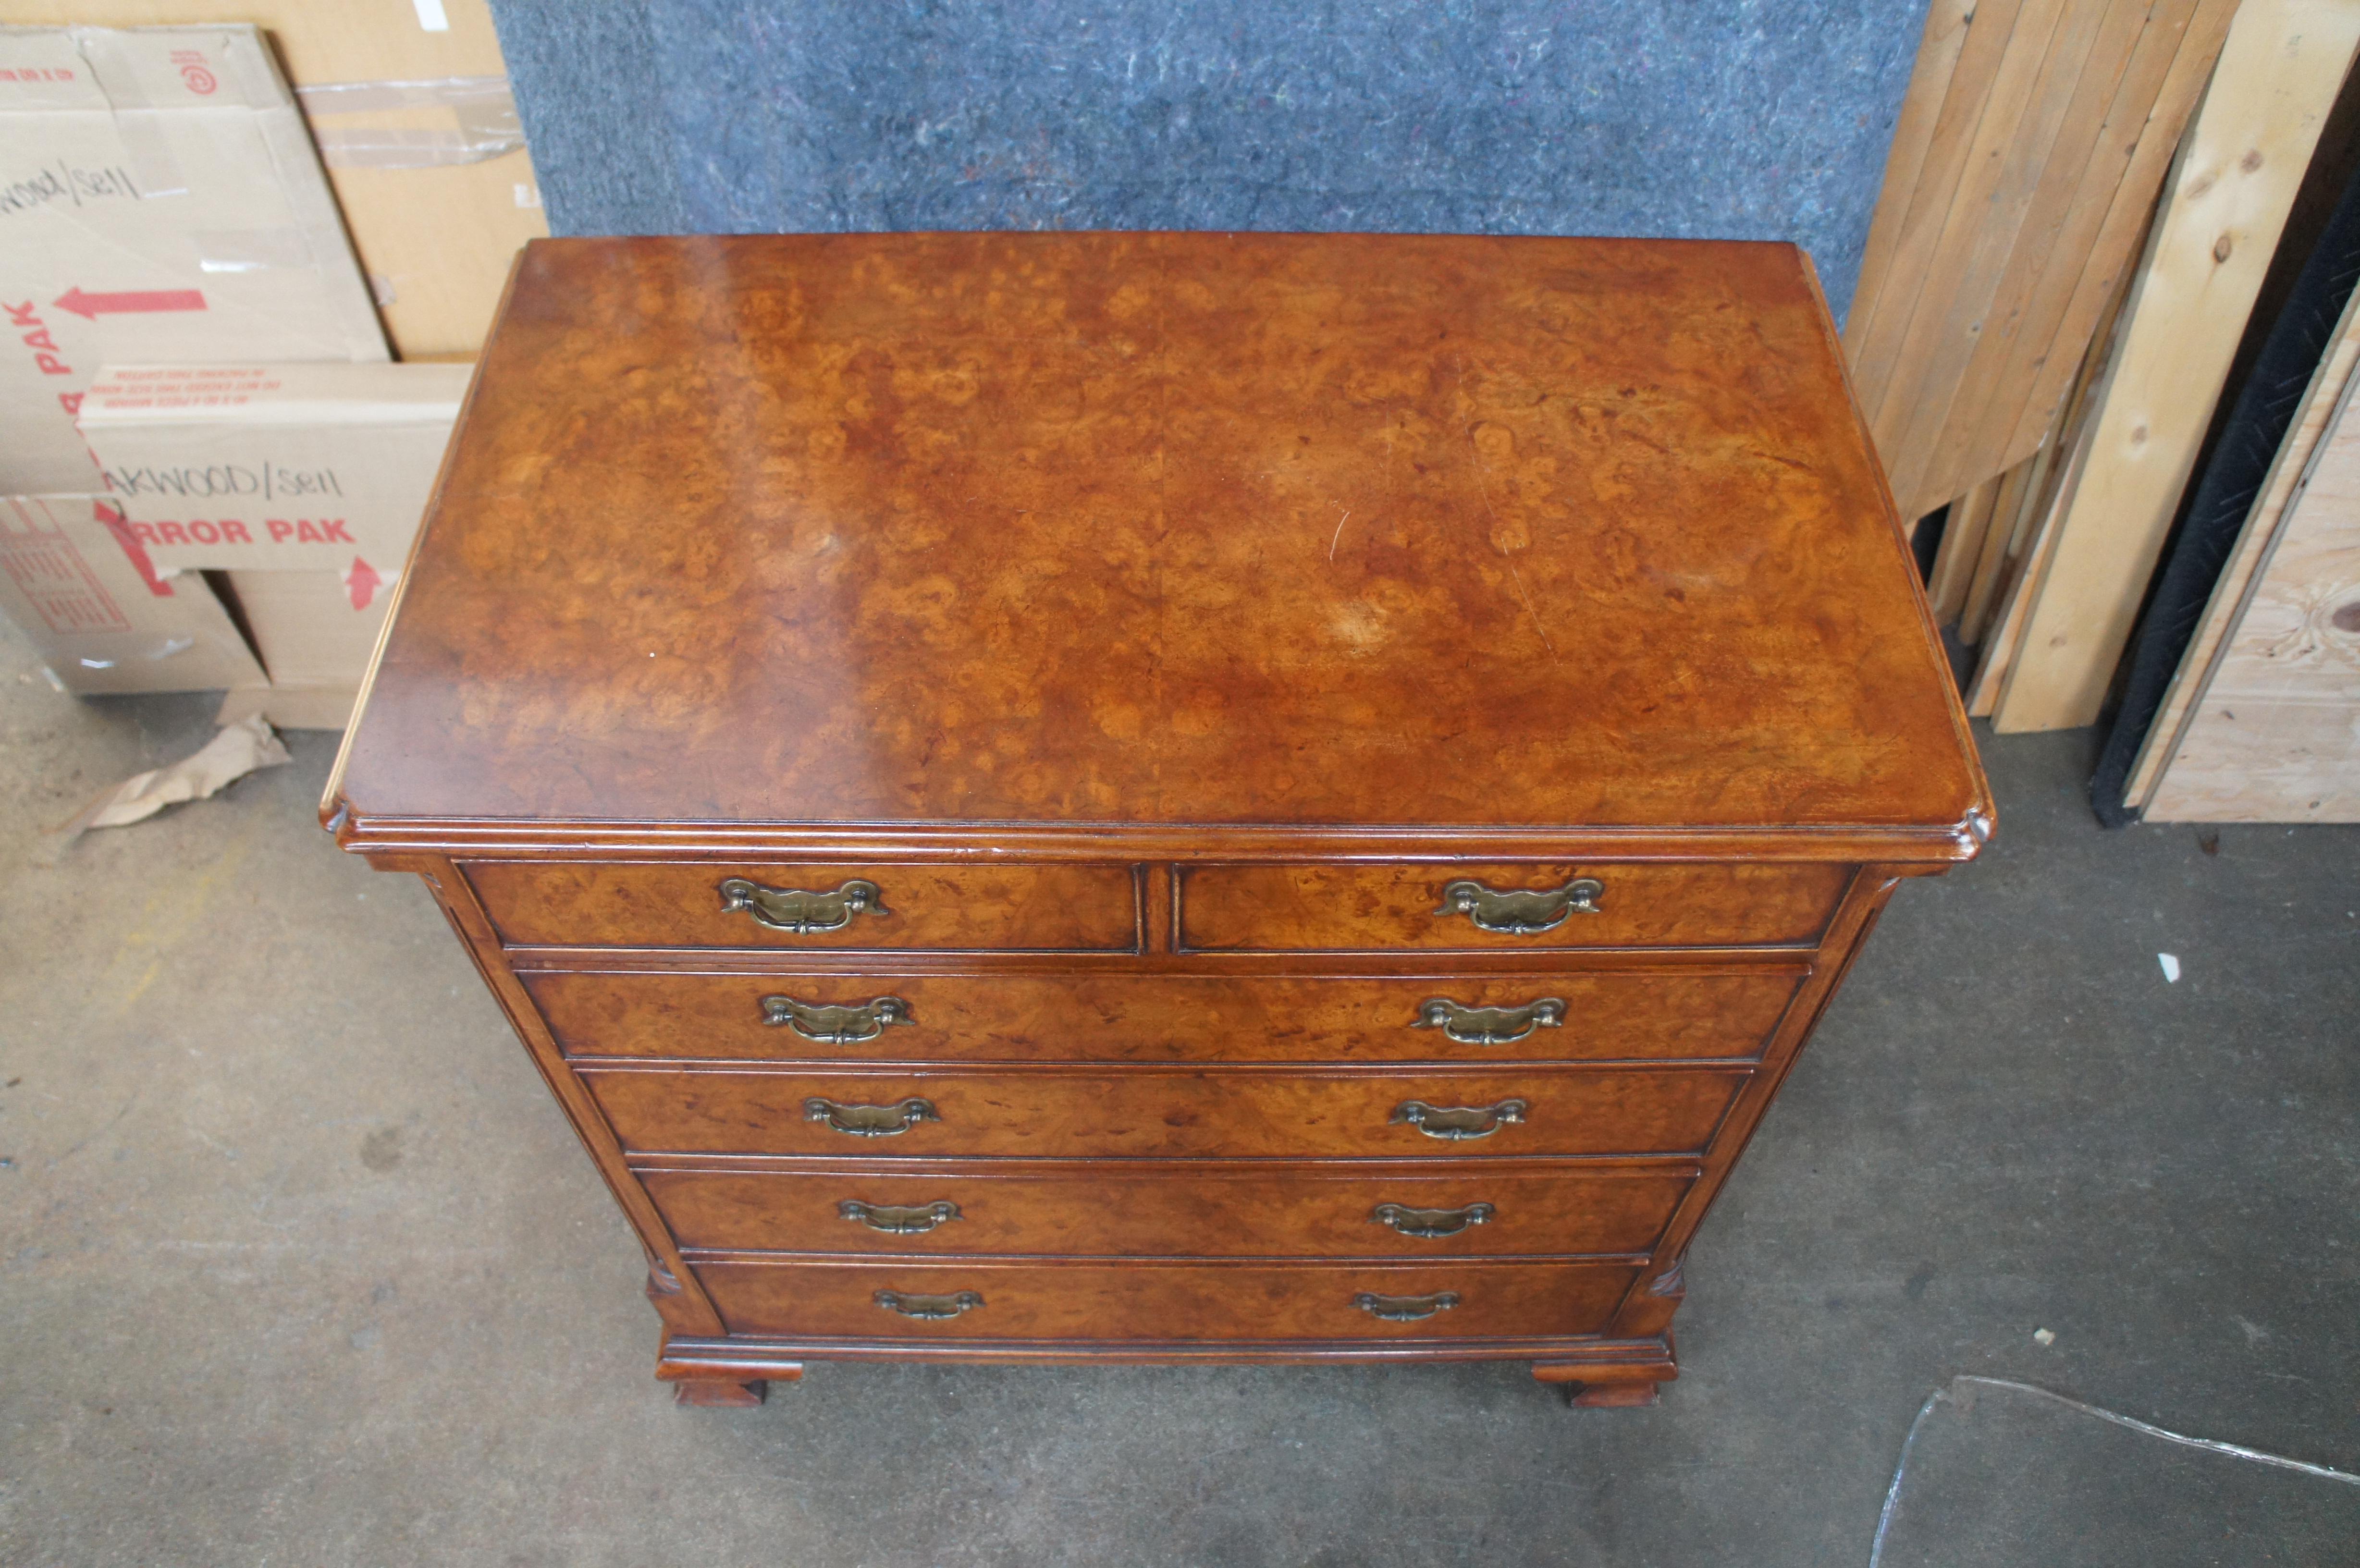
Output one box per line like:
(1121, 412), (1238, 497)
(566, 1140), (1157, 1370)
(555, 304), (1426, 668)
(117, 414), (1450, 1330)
(695, 1257), (1641, 1341)
(646, 1162), (1692, 1257)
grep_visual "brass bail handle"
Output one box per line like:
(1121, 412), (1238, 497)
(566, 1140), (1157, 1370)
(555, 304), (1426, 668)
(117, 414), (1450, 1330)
(875, 1289), (983, 1320)
(1411, 997), (1566, 1045)
(1371, 1201), (1495, 1238)
(718, 876), (889, 933)
(1431, 876), (1604, 935)
(1389, 1098), (1529, 1141)
(1354, 1291), (1461, 1322)
(840, 1200), (961, 1234)
(804, 1096), (938, 1137)
(762, 992), (914, 1044)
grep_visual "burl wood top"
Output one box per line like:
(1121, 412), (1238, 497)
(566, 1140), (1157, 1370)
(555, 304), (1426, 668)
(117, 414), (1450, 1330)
(330, 233), (1988, 853)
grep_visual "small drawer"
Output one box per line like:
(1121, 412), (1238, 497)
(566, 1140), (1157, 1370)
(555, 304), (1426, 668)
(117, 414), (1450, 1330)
(1179, 862), (1850, 952)
(465, 862), (1137, 951)
(527, 968), (1804, 1064)
(581, 1066), (1746, 1160)
(695, 1256), (1641, 1341)
(643, 1161), (1694, 1258)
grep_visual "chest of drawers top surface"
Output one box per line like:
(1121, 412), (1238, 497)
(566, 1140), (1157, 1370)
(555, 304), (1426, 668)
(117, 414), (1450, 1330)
(326, 232), (1985, 851)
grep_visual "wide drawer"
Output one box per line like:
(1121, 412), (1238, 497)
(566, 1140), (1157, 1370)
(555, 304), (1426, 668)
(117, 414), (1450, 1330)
(644, 1161), (1693, 1257)
(696, 1256), (1641, 1341)
(583, 1066), (1746, 1159)
(1179, 862), (1851, 951)
(528, 968), (1804, 1064)
(466, 862), (1138, 951)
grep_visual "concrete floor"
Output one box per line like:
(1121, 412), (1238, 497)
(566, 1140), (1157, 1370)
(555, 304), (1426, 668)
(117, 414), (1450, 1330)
(1, 611), (2355, 1568)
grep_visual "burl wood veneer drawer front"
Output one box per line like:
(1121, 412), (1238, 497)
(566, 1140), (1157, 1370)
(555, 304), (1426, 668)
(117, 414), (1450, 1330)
(584, 1067), (1745, 1159)
(1179, 863), (1852, 952)
(465, 862), (1137, 951)
(528, 968), (1803, 1065)
(643, 1163), (1693, 1258)
(697, 1257), (1641, 1341)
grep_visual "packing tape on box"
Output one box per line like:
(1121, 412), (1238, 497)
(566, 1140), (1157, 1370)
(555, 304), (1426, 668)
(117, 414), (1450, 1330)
(68, 28), (186, 198)
(295, 76), (525, 169)
(192, 227), (318, 274)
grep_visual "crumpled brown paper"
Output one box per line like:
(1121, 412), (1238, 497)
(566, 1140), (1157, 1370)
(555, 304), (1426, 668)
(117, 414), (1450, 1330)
(58, 714), (292, 840)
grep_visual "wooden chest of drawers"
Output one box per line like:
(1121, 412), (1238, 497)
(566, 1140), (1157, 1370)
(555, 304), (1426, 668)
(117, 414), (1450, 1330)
(324, 233), (1990, 1409)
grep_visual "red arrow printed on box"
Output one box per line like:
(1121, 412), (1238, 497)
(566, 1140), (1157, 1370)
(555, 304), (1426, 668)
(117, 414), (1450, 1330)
(53, 287), (208, 321)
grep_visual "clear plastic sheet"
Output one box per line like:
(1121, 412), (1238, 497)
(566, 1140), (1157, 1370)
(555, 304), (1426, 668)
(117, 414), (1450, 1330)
(1871, 1377), (2360, 1567)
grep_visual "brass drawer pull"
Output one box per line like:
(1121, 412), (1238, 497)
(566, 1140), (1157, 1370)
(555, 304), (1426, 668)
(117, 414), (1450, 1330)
(1432, 877), (1603, 935)
(1390, 1098), (1528, 1141)
(1371, 1201), (1494, 1238)
(718, 876), (888, 933)
(762, 992), (913, 1044)
(875, 1289), (983, 1320)
(1354, 1290), (1461, 1322)
(840, 1199), (961, 1234)
(1412, 997), (1565, 1045)
(804, 1096), (938, 1137)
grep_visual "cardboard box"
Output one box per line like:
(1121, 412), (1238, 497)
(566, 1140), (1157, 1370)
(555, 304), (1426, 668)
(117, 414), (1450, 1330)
(77, 360), (470, 572)
(209, 565), (390, 730)
(0, 492), (265, 693)
(3, 0), (548, 359)
(0, 24), (389, 495)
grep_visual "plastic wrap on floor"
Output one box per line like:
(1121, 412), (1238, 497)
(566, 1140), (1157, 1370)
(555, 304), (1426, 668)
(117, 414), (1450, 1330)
(1871, 1377), (2360, 1568)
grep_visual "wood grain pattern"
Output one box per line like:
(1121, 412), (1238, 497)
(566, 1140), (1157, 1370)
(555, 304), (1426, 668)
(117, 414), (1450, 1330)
(695, 1256), (1642, 1342)
(2145, 378), (2360, 819)
(1926, 470), (2006, 624)
(1996, 0), (2360, 733)
(525, 967), (1805, 1064)
(642, 1161), (1693, 1259)
(321, 235), (1987, 1401)
(328, 233), (1983, 841)
(1959, 446), (2049, 641)
(1849, 0), (1980, 344)
(467, 861), (1139, 951)
(1178, 863), (1849, 952)
(1845, 0), (2237, 521)
(582, 1066), (1747, 1161)
(2129, 286), (2360, 805)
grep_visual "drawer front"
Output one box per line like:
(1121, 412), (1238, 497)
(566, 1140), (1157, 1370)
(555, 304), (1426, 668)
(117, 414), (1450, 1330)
(645, 1163), (1693, 1258)
(466, 862), (1137, 951)
(584, 1067), (1745, 1159)
(529, 968), (1803, 1064)
(1180, 863), (1851, 952)
(696, 1257), (1640, 1341)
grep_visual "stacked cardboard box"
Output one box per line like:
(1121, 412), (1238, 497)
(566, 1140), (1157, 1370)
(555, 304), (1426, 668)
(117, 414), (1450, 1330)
(76, 361), (469, 729)
(0, 492), (266, 694)
(0, 21), (505, 726)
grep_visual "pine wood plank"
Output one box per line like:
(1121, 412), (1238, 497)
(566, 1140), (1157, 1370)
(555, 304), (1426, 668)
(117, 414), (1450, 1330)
(1848, 0), (1980, 351)
(1902, 0), (2153, 510)
(1994, 0), (2242, 462)
(2126, 287), (2360, 803)
(1965, 238), (2145, 712)
(1969, 421), (2095, 712)
(1876, 0), (2095, 514)
(1993, 0), (2360, 734)
(1928, 471), (2007, 625)
(1960, 447), (2047, 640)
(2144, 378), (2360, 818)
(1848, 0), (2034, 415)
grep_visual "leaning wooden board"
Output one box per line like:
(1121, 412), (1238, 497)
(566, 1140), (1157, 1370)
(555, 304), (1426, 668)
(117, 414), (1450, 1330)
(324, 233), (1990, 1409)
(1993, 0), (2360, 733)
(2144, 356), (2360, 819)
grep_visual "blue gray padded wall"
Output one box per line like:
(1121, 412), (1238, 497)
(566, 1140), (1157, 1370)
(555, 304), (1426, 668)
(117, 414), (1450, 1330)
(488, 0), (1929, 324)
